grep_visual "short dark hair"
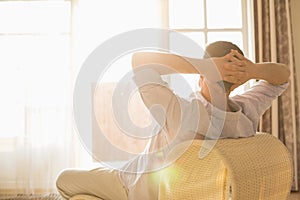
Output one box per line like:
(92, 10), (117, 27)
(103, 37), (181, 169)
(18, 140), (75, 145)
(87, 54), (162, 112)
(203, 41), (244, 92)
(204, 41), (244, 58)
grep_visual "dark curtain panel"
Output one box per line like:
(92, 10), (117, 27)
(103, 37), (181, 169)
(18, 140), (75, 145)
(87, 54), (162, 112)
(253, 0), (299, 191)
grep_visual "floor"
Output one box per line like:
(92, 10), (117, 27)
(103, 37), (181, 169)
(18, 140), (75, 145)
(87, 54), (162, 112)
(0, 192), (299, 199)
(289, 191), (300, 200)
(0, 194), (62, 200)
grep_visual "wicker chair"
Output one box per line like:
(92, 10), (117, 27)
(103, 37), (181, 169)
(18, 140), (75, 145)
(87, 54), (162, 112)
(159, 133), (293, 200)
(70, 195), (102, 200)
(69, 133), (293, 200)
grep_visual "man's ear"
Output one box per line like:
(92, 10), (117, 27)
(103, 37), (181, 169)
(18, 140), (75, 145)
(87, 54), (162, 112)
(198, 75), (204, 87)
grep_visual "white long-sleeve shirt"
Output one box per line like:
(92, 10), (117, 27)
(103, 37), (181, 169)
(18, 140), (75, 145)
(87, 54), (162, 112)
(119, 69), (288, 199)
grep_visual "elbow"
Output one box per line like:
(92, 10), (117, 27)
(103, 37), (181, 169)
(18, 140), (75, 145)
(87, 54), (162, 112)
(286, 64), (291, 79)
(132, 53), (139, 69)
(274, 64), (290, 85)
(283, 64), (291, 83)
(268, 63), (290, 85)
(132, 52), (148, 69)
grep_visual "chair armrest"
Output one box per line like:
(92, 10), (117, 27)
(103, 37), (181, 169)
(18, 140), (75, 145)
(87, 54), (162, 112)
(159, 133), (293, 200)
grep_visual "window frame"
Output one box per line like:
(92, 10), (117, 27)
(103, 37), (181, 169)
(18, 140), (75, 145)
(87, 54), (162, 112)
(165, 0), (253, 57)
(161, 0), (255, 93)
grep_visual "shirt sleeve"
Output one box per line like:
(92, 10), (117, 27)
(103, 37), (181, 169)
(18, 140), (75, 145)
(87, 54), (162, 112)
(232, 80), (289, 116)
(132, 68), (209, 136)
(133, 68), (185, 134)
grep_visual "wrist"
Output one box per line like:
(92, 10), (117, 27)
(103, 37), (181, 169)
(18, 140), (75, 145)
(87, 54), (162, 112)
(198, 58), (223, 81)
(248, 62), (260, 80)
(190, 57), (211, 75)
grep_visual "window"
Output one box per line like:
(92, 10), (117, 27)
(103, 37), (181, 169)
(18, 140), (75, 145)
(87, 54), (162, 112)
(168, 0), (251, 57)
(0, 0), (71, 138)
(166, 0), (254, 96)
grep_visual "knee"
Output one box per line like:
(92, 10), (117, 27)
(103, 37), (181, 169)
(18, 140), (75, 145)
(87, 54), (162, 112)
(56, 170), (66, 189)
(56, 170), (72, 198)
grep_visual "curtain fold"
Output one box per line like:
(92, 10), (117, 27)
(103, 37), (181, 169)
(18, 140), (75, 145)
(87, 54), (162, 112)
(0, 106), (80, 194)
(0, 1), (82, 194)
(254, 0), (299, 191)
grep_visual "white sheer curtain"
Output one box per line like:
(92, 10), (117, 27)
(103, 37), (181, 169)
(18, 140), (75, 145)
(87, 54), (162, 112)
(0, 0), (161, 194)
(0, 0), (80, 194)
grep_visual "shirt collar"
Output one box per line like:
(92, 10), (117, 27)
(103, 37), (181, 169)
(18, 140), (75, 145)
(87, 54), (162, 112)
(191, 91), (243, 120)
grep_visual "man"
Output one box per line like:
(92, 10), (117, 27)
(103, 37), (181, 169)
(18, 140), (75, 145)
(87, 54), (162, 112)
(56, 41), (289, 199)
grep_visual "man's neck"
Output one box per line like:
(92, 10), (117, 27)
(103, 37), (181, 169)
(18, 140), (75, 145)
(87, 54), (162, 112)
(201, 86), (231, 111)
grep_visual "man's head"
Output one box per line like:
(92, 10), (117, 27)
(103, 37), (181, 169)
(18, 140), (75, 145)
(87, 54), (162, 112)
(201, 41), (244, 93)
(204, 41), (244, 59)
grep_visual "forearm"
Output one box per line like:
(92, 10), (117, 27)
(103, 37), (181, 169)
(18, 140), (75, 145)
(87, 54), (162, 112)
(230, 50), (290, 85)
(132, 51), (245, 85)
(251, 63), (290, 85)
(132, 52), (208, 75)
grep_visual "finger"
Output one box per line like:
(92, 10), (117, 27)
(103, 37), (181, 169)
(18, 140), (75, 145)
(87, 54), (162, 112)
(232, 60), (245, 66)
(231, 49), (245, 60)
(227, 71), (247, 78)
(231, 64), (246, 72)
(224, 63), (246, 72)
(223, 51), (236, 61)
(224, 71), (247, 82)
(228, 55), (240, 62)
(224, 53), (245, 65)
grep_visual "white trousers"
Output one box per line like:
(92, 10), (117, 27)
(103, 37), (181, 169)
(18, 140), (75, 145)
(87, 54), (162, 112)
(56, 167), (128, 200)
